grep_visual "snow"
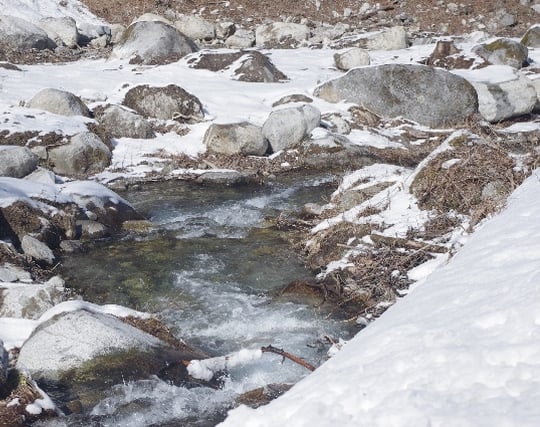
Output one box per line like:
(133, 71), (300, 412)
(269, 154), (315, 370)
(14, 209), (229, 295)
(0, 0), (105, 25)
(188, 348), (263, 381)
(24, 380), (56, 415)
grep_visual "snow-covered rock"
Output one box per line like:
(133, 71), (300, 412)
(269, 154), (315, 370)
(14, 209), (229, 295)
(471, 74), (537, 122)
(47, 132), (111, 178)
(174, 14), (216, 41)
(334, 48), (370, 71)
(0, 14), (56, 50)
(204, 122), (267, 156)
(97, 105), (155, 139)
(314, 64), (478, 127)
(473, 38), (529, 69)
(262, 104), (321, 153)
(111, 20), (198, 65)
(39, 16), (78, 48)
(132, 12), (172, 26)
(255, 22), (310, 47)
(21, 235), (55, 265)
(26, 88), (91, 117)
(122, 84), (204, 122)
(0, 146), (38, 178)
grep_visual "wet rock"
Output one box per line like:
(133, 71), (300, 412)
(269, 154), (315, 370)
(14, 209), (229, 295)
(0, 15), (56, 50)
(59, 239), (84, 253)
(521, 25), (540, 48)
(0, 276), (65, 319)
(123, 84), (204, 122)
(473, 38), (529, 69)
(27, 88), (91, 118)
(39, 16), (79, 48)
(77, 220), (110, 239)
(225, 28), (255, 48)
(195, 170), (254, 185)
(47, 132), (111, 178)
(21, 235), (55, 266)
(174, 14), (216, 41)
(471, 74), (537, 122)
(255, 22), (310, 47)
(314, 64), (478, 127)
(237, 384), (292, 408)
(334, 48), (370, 71)
(272, 94), (313, 108)
(204, 122), (267, 156)
(262, 104), (321, 153)
(0, 146), (38, 178)
(110, 21), (198, 65)
(97, 105), (155, 139)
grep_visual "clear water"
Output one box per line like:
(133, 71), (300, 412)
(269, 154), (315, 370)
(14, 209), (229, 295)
(53, 175), (352, 427)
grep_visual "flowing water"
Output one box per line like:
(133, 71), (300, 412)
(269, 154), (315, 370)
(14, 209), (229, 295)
(50, 175), (354, 427)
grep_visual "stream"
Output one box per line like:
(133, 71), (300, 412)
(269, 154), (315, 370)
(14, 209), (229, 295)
(47, 175), (354, 427)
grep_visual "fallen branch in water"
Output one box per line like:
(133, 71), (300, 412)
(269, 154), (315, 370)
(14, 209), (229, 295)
(261, 345), (315, 372)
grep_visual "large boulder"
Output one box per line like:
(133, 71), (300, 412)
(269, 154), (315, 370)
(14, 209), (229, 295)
(26, 88), (91, 117)
(521, 25), (540, 48)
(110, 20), (198, 65)
(204, 122), (267, 156)
(255, 22), (310, 47)
(97, 105), (155, 139)
(334, 48), (370, 71)
(471, 74), (538, 122)
(174, 15), (216, 41)
(262, 104), (321, 153)
(122, 84), (204, 122)
(0, 276), (65, 319)
(21, 235), (56, 266)
(314, 64), (478, 127)
(0, 15), (56, 50)
(47, 132), (111, 178)
(39, 16), (79, 48)
(473, 38), (529, 69)
(0, 146), (38, 178)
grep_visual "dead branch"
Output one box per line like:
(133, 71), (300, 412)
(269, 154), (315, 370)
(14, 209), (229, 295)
(261, 345), (315, 372)
(370, 233), (448, 253)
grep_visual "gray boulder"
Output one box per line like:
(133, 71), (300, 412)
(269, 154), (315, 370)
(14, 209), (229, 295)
(0, 339), (7, 388)
(0, 14), (56, 50)
(98, 105), (156, 139)
(77, 219), (110, 239)
(0, 146), (38, 178)
(225, 28), (255, 48)
(204, 122), (267, 156)
(314, 64), (478, 127)
(348, 26), (408, 51)
(471, 74), (538, 122)
(334, 48), (370, 71)
(21, 235), (55, 265)
(521, 25), (540, 48)
(262, 104), (321, 153)
(77, 22), (111, 46)
(0, 276), (65, 319)
(133, 13), (173, 26)
(0, 263), (32, 283)
(531, 78), (540, 111)
(39, 16), (79, 48)
(27, 88), (91, 117)
(24, 167), (57, 185)
(233, 51), (288, 82)
(473, 38), (528, 69)
(110, 23), (126, 44)
(123, 84), (204, 122)
(174, 15), (216, 41)
(255, 22), (310, 47)
(47, 132), (111, 178)
(110, 20), (198, 65)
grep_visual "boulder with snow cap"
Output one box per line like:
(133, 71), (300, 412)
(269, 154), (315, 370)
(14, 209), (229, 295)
(39, 17), (79, 48)
(123, 84), (204, 122)
(204, 122), (267, 156)
(132, 13), (173, 26)
(473, 38), (529, 69)
(262, 105), (321, 153)
(27, 88), (91, 118)
(47, 132), (111, 178)
(314, 64), (478, 127)
(0, 146), (38, 178)
(470, 74), (538, 122)
(97, 105), (156, 139)
(174, 14), (216, 41)
(0, 15), (56, 50)
(521, 25), (540, 48)
(255, 22), (310, 47)
(110, 20), (197, 65)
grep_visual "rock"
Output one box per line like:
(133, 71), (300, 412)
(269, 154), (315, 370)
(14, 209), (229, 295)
(309, 22), (350, 45)
(471, 74), (537, 122)
(0, 14), (56, 50)
(77, 220), (110, 239)
(122, 84), (204, 122)
(174, 14), (216, 41)
(0, 276), (65, 319)
(77, 22), (111, 46)
(216, 21), (236, 39)
(334, 48), (370, 71)
(204, 122), (267, 156)
(89, 34), (109, 48)
(27, 88), (91, 117)
(21, 235), (55, 265)
(195, 170), (254, 185)
(0, 263), (32, 283)
(262, 104), (321, 153)
(0, 146), (38, 178)
(0, 62), (21, 71)
(425, 39), (474, 69)
(39, 16), (79, 48)
(473, 38), (529, 69)
(272, 94), (313, 107)
(531, 78), (540, 111)
(133, 13), (173, 26)
(98, 105), (155, 139)
(110, 21), (198, 65)
(47, 132), (111, 178)
(354, 26), (408, 51)
(521, 25), (540, 47)
(233, 51), (288, 82)
(110, 23), (126, 44)
(255, 22), (310, 47)
(225, 28), (255, 48)
(24, 167), (57, 185)
(0, 339), (7, 388)
(321, 113), (351, 135)
(314, 64), (478, 127)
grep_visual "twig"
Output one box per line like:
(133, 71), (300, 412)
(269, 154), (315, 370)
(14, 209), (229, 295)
(370, 233), (448, 253)
(261, 345), (315, 372)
